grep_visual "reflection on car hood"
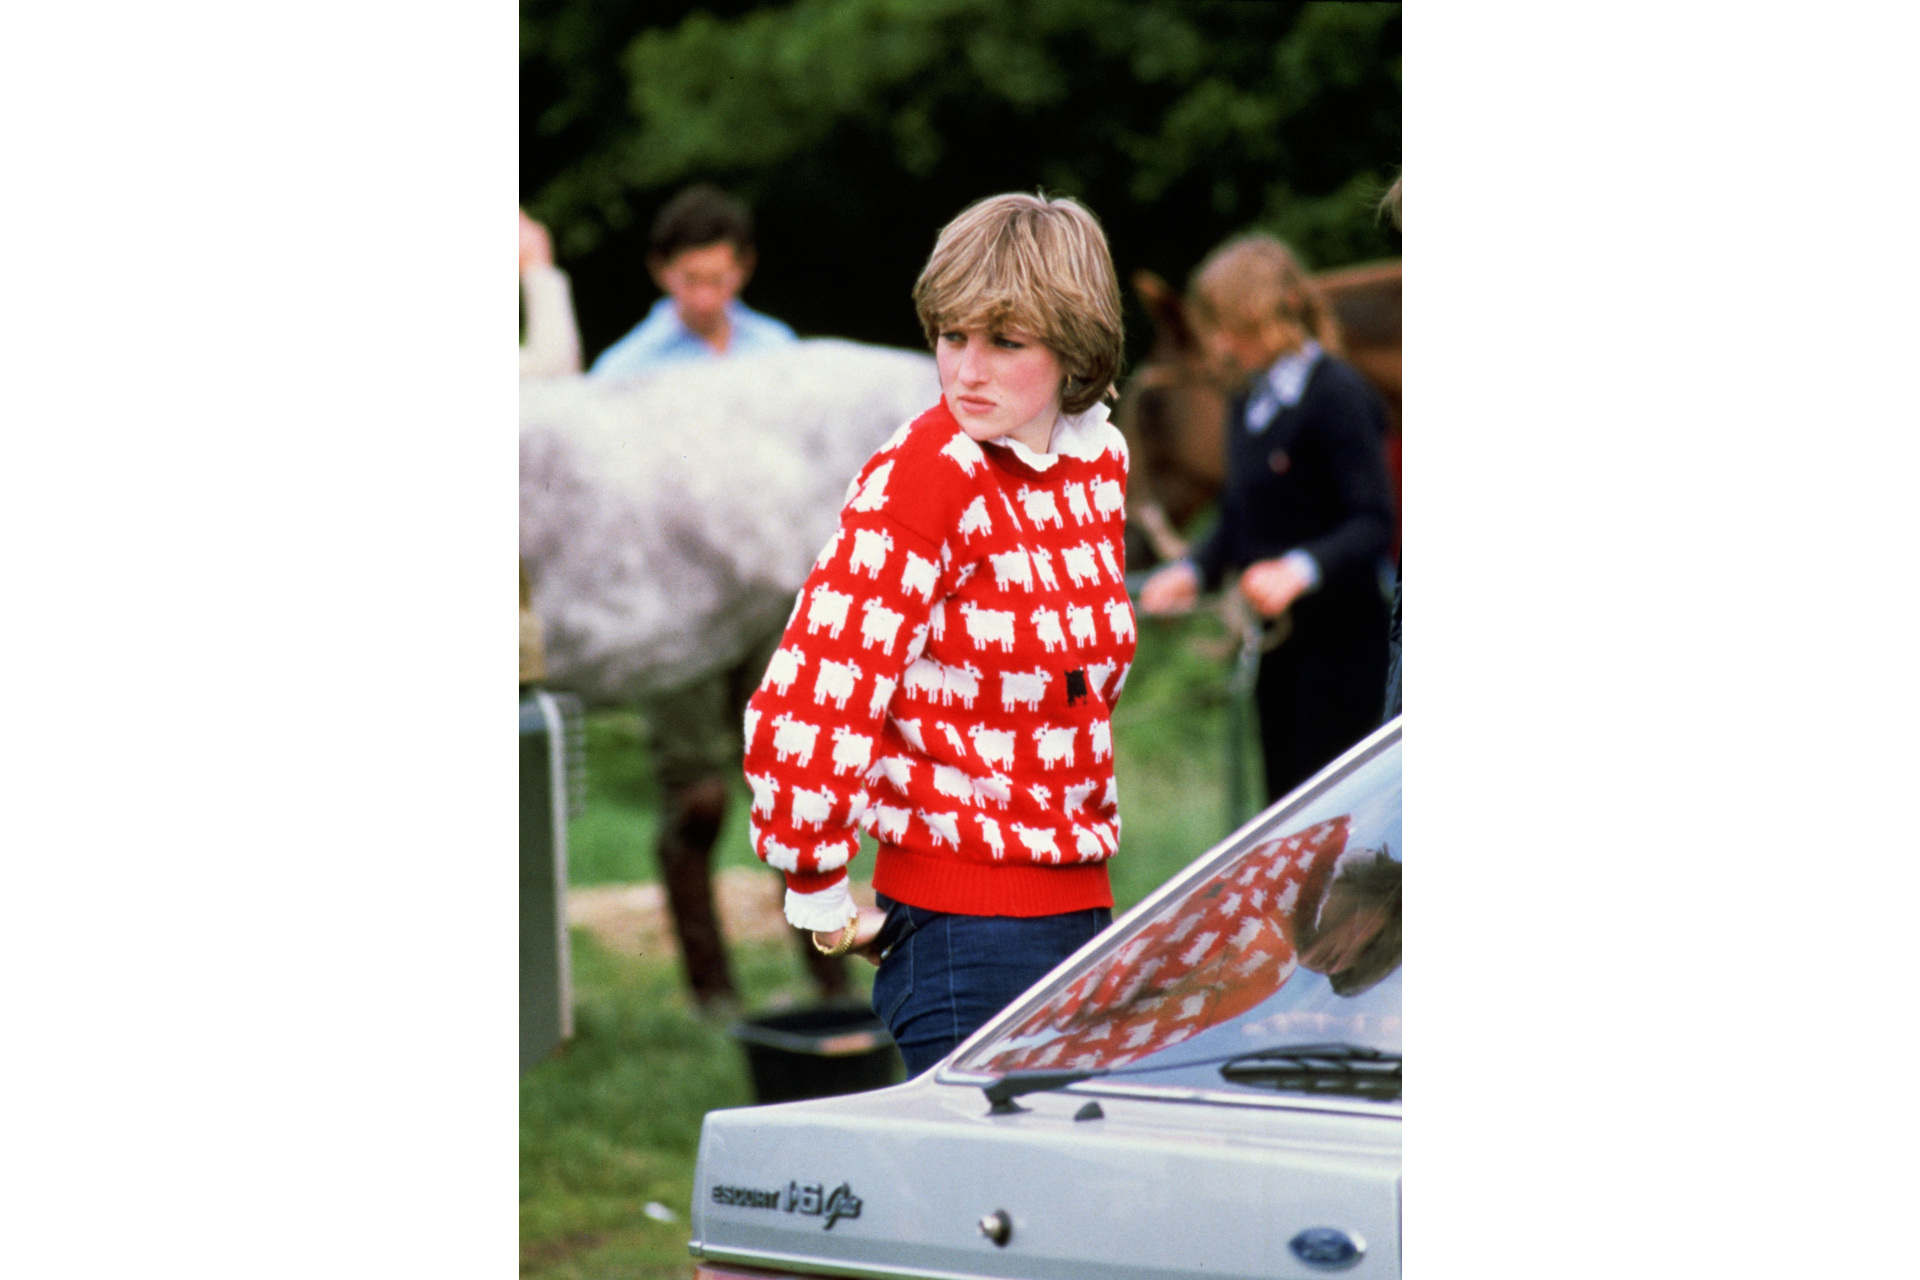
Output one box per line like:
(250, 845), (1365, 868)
(691, 1072), (1400, 1280)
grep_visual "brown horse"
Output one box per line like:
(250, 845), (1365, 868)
(1116, 260), (1401, 568)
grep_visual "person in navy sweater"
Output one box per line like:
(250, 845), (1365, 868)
(742, 192), (1132, 1073)
(1139, 235), (1393, 803)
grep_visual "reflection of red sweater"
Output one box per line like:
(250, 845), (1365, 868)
(743, 399), (1138, 930)
(977, 817), (1352, 1072)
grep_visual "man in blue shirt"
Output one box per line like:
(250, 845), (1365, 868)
(584, 185), (840, 1013)
(588, 184), (797, 377)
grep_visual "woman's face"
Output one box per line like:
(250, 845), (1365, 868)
(936, 324), (1067, 453)
(1198, 311), (1307, 380)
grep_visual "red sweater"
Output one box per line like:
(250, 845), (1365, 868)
(744, 398), (1138, 930)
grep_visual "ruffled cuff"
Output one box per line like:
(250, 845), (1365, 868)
(784, 880), (857, 932)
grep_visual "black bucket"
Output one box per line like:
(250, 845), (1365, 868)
(730, 1003), (904, 1104)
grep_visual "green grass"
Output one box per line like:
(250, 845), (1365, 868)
(566, 713), (776, 888)
(520, 932), (840, 1279)
(523, 608), (1252, 1277)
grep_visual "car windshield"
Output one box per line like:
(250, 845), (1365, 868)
(949, 726), (1401, 1095)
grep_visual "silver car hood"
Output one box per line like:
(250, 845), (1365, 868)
(691, 1072), (1400, 1280)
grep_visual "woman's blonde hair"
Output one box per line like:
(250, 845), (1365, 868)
(912, 192), (1124, 416)
(1188, 234), (1343, 358)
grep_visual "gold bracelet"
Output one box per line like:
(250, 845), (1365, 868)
(812, 912), (861, 957)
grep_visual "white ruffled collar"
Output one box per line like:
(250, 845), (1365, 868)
(984, 400), (1117, 471)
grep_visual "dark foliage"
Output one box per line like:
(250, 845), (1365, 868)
(522, 0), (1400, 370)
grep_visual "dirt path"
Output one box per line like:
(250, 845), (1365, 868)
(566, 867), (876, 958)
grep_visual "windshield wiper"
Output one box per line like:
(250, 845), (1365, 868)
(982, 1068), (1109, 1113)
(1219, 1042), (1400, 1099)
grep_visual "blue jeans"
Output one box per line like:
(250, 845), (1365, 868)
(869, 895), (1112, 1077)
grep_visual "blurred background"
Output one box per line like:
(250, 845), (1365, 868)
(520, 4), (1399, 1276)
(522, 0), (1401, 368)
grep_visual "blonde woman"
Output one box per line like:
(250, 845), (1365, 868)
(741, 193), (1133, 1074)
(1139, 235), (1394, 801)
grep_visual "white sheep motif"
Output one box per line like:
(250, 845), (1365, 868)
(867, 754), (915, 794)
(972, 771), (1013, 808)
(932, 764), (976, 806)
(1063, 780), (1096, 812)
(958, 602), (1017, 653)
(878, 419), (914, 452)
(1032, 724), (1077, 769)
(1029, 547), (1060, 589)
(812, 657), (864, 710)
(746, 771), (780, 816)
(1090, 720), (1113, 762)
(920, 810), (961, 848)
(1092, 478), (1124, 520)
(958, 496), (993, 541)
(830, 726), (874, 776)
(903, 657), (944, 701)
(894, 716), (926, 751)
(989, 548), (1034, 592)
(770, 712), (820, 765)
(941, 661), (982, 709)
(977, 814), (1006, 859)
(1030, 607), (1066, 653)
(807, 585), (853, 639)
(859, 599), (905, 653)
(743, 707), (761, 749)
(1017, 486), (1064, 529)
(762, 645), (807, 695)
(1061, 544), (1099, 588)
(1067, 605), (1097, 647)
(847, 460), (893, 512)
(903, 622), (929, 665)
(1087, 659), (1116, 699)
(1063, 481), (1093, 525)
(866, 674), (896, 720)
(867, 803), (911, 842)
(790, 784), (836, 831)
(967, 724), (1016, 770)
(1073, 827), (1105, 860)
(1011, 823), (1063, 863)
(900, 551), (939, 602)
(761, 834), (801, 873)
(815, 833), (858, 872)
(936, 720), (970, 758)
(1096, 540), (1122, 583)
(849, 527), (894, 578)
(999, 667), (1050, 712)
(941, 432), (984, 475)
(1104, 597), (1136, 642)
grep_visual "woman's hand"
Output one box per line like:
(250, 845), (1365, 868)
(811, 905), (887, 966)
(1239, 556), (1311, 618)
(1138, 560), (1200, 615)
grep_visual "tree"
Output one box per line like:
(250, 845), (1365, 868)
(521, 0), (1400, 364)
